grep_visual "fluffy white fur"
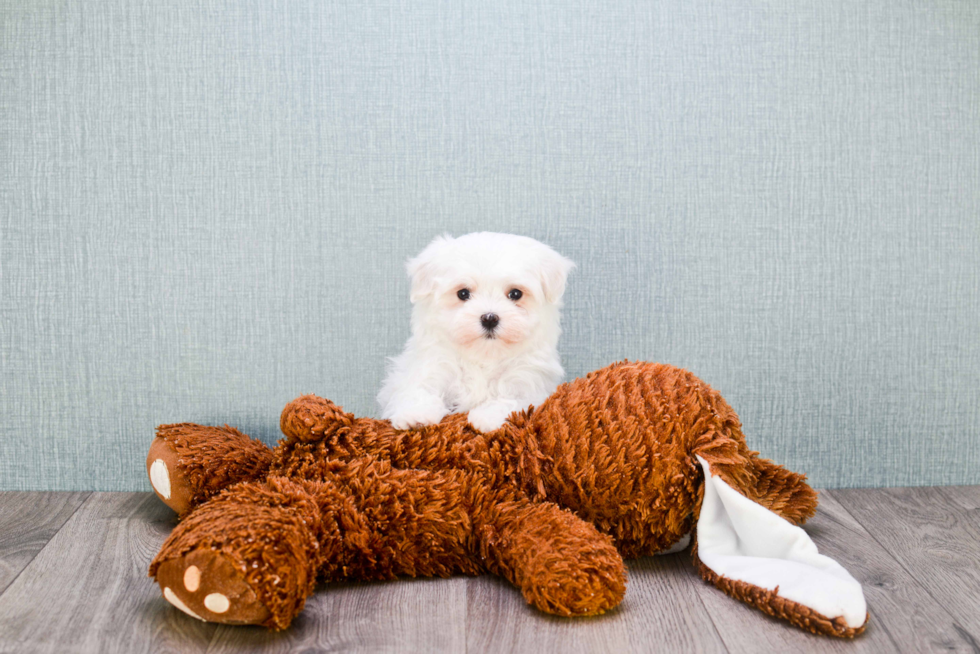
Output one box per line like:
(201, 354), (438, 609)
(378, 232), (575, 432)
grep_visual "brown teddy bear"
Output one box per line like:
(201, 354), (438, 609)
(146, 361), (868, 637)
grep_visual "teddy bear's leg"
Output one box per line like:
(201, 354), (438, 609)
(148, 423), (274, 516)
(475, 498), (627, 617)
(150, 476), (326, 629)
(151, 464), (488, 630)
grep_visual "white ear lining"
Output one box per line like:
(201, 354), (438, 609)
(540, 254), (576, 304)
(408, 259), (436, 303)
(407, 235), (454, 303)
(695, 455), (867, 628)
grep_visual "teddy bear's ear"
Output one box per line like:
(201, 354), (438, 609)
(538, 249), (576, 305)
(407, 234), (454, 304)
(695, 455), (868, 636)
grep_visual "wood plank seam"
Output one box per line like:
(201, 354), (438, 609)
(952, 625), (980, 652)
(0, 491), (92, 603)
(826, 489), (979, 649)
(644, 553), (731, 653)
(814, 493), (907, 653)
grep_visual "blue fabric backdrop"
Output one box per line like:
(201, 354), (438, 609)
(2, 0), (978, 490)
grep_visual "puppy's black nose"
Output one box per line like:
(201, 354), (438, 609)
(480, 313), (499, 331)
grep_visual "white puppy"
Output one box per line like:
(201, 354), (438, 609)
(378, 232), (575, 432)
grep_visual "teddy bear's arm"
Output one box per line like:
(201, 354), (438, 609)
(475, 497), (626, 616)
(280, 394), (475, 470)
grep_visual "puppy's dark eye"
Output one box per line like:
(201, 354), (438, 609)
(457, 289), (471, 301)
(507, 288), (523, 301)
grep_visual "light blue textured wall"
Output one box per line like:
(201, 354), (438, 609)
(2, 1), (979, 491)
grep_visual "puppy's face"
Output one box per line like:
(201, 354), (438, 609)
(442, 275), (533, 348)
(406, 233), (574, 356)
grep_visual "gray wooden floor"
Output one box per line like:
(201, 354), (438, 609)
(0, 488), (978, 653)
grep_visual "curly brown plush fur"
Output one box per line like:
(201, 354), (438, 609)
(148, 361), (861, 636)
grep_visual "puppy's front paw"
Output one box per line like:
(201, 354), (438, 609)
(467, 404), (510, 432)
(390, 409), (446, 430)
(387, 396), (448, 430)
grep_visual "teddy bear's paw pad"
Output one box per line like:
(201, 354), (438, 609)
(147, 437), (195, 515)
(155, 549), (271, 625)
(149, 459), (171, 500)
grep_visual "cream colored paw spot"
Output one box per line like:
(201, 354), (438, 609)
(149, 459), (171, 500)
(204, 593), (230, 614)
(163, 586), (204, 621)
(183, 565), (200, 592)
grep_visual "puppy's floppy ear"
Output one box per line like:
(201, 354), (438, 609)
(539, 248), (576, 304)
(407, 234), (454, 303)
